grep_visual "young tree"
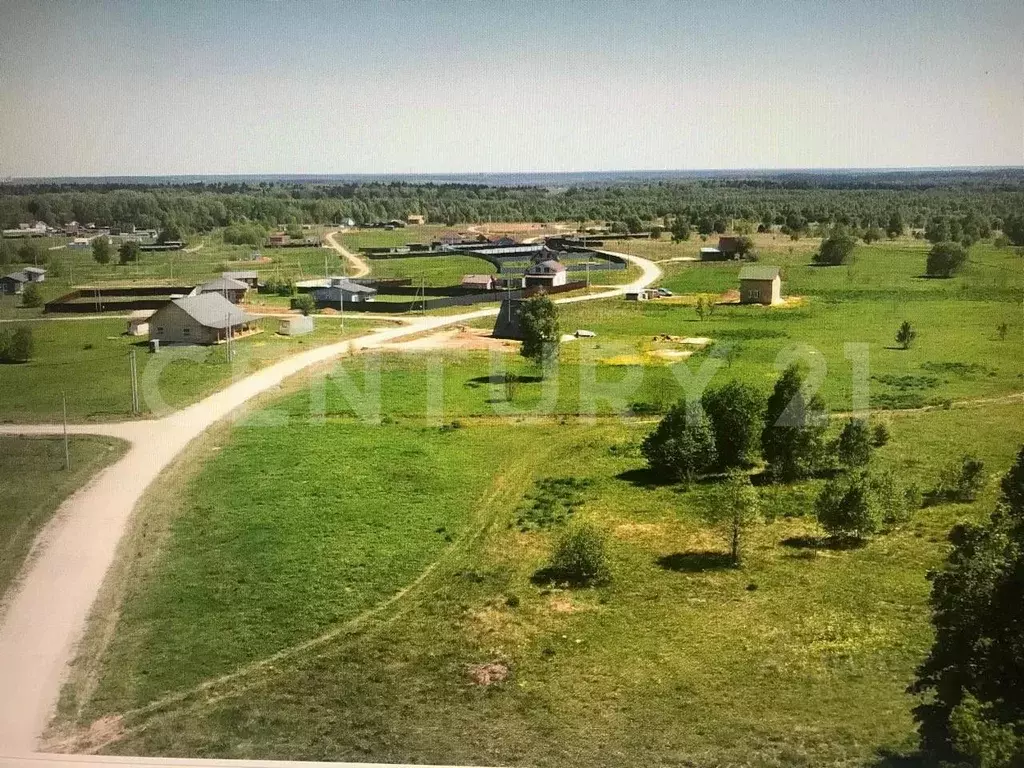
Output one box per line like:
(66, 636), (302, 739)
(815, 471), (880, 541)
(703, 471), (761, 565)
(926, 241), (968, 278)
(761, 364), (827, 481)
(836, 418), (873, 468)
(930, 455), (987, 504)
(20, 283), (43, 308)
(670, 216), (691, 242)
(546, 522), (612, 587)
(623, 214), (644, 234)
(157, 225), (182, 243)
(293, 293), (316, 316)
(0, 326), (35, 362)
(702, 380), (765, 469)
(118, 240), (140, 264)
(641, 402), (717, 484)
(1003, 213), (1024, 247)
(872, 421), (891, 447)
(886, 210), (905, 238)
(861, 226), (883, 244)
(813, 235), (856, 265)
(92, 236), (112, 265)
(519, 293), (560, 370)
(16, 241), (40, 265)
(896, 320), (917, 350)
(910, 445), (1024, 763)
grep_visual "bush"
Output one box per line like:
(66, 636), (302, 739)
(0, 327), (34, 363)
(816, 472), (880, 540)
(926, 241), (968, 278)
(930, 455), (986, 504)
(545, 523), (611, 587)
(870, 469), (918, 526)
(21, 283), (43, 308)
(641, 401), (717, 484)
(118, 240), (140, 264)
(702, 380), (765, 469)
(836, 418), (873, 468)
(761, 364), (827, 481)
(292, 293), (316, 316)
(223, 223), (267, 246)
(872, 421), (890, 447)
(814, 235), (856, 265)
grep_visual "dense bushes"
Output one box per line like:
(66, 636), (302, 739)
(0, 327), (34, 362)
(926, 241), (969, 277)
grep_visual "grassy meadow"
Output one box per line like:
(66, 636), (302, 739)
(0, 435), (126, 600)
(0, 316), (382, 422)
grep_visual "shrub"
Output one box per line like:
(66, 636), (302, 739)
(930, 455), (986, 504)
(896, 320), (917, 349)
(0, 327), (34, 363)
(814, 235), (856, 265)
(926, 241), (968, 278)
(836, 418), (873, 468)
(815, 472), (880, 540)
(21, 283), (43, 308)
(118, 240), (140, 264)
(872, 421), (891, 447)
(292, 293), (316, 316)
(641, 401), (717, 484)
(870, 469), (918, 526)
(702, 380), (765, 469)
(545, 523), (611, 587)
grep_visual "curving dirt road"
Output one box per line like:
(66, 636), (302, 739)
(0, 250), (659, 756)
(323, 230), (371, 278)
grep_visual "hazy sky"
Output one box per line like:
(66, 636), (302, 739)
(0, 0), (1021, 176)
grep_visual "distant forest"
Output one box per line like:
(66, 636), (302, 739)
(2, 169), (1022, 237)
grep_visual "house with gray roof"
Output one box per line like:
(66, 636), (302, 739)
(738, 265), (782, 305)
(311, 277), (377, 307)
(0, 267), (46, 295)
(148, 293), (258, 345)
(198, 276), (250, 303)
(221, 270), (260, 288)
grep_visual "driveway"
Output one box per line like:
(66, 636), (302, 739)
(0, 250), (659, 756)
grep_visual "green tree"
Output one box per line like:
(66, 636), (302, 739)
(703, 471), (761, 565)
(641, 402), (717, 484)
(761, 364), (827, 481)
(926, 241), (968, 278)
(1003, 214), (1024, 247)
(816, 471), (880, 540)
(861, 226), (883, 244)
(623, 214), (643, 234)
(21, 283), (43, 308)
(16, 241), (40, 265)
(930, 455), (986, 504)
(293, 293), (315, 316)
(0, 326), (35, 362)
(519, 293), (559, 370)
(836, 418), (873, 468)
(670, 216), (691, 242)
(814, 234), (856, 265)
(702, 380), (765, 469)
(896, 320), (917, 349)
(91, 236), (111, 265)
(886, 210), (905, 238)
(545, 522), (612, 587)
(910, 446), (1024, 763)
(157, 225), (182, 243)
(118, 240), (140, 264)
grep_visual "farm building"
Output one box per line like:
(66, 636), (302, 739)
(523, 259), (567, 288)
(197, 276), (249, 303)
(461, 274), (496, 291)
(0, 267), (46, 295)
(268, 233), (290, 247)
(700, 247), (725, 261)
(492, 298), (525, 340)
(311, 277), (377, 307)
(279, 315), (314, 336)
(406, 214), (426, 225)
(126, 309), (155, 336)
(738, 265), (782, 305)
(148, 293), (258, 345)
(221, 270), (260, 289)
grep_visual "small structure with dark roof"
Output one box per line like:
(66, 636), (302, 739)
(700, 246), (726, 261)
(0, 267), (46, 295)
(198, 276), (250, 303)
(148, 293), (258, 345)
(311, 277), (377, 307)
(222, 270), (260, 288)
(738, 265), (782, 305)
(523, 259), (567, 288)
(461, 274), (496, 291)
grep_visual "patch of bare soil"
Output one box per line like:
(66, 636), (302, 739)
(466, 661), (510, 686)
(379, 327), (518, 352)
(49, 714), (124, 754)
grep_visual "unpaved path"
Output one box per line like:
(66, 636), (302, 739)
(0, 249), (659, 756)
(323, 230), (370, 278)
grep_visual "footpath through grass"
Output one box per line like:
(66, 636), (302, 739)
(0, 435), (126, 601)
(56, 401), (1024, 765)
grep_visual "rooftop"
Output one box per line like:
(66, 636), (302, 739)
(199, 277), (250, 293)
(739, 265), (781, 281)
(169, 293), (256, 329)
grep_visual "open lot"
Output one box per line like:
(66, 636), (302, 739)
(0, 435), (126, 601)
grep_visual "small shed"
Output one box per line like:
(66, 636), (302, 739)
(406, 214), (426, 225)
(524, 259), (567, 288)
(198, 276), (249, 303)
(461, 274), (496, 291)
(738, 265), (782, 305)
(279, 315), (314, 336)
(700, 247), (725, 261)
(126, 309), (155, 336)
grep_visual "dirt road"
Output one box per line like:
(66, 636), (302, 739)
(0, 250), (659, 756)
(323, 230), (370, 277)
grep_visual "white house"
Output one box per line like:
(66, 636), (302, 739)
(523, 259), (568, 288)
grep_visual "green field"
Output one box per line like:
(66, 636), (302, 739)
(0, 435), (126, 599)
(0, 316), (382, 422)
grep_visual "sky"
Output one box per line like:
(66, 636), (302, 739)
(0, 0), (1021, 177)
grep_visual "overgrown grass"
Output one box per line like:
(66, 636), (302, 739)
(59, 402), (1024, 765)
(0, 435), (126, 600)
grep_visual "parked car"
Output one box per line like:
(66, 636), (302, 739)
(656, 287), (673, 297)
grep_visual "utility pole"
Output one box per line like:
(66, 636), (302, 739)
(62, 390), (70, 470)
(339, 283), (344, 333)
(129, 349), (140, 414)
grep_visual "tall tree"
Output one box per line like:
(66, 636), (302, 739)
(926, 242), (968, 278)
(761, 364), (827, 481)
(910, 446), (1024, 765)
(92, 236), (111, 265)
(702, 380), (765, 469)
(642, 402), (717, 484)
(118, 240), (140, 264)
(703, 471), (761, 565)
(519, 293), (560, 369)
